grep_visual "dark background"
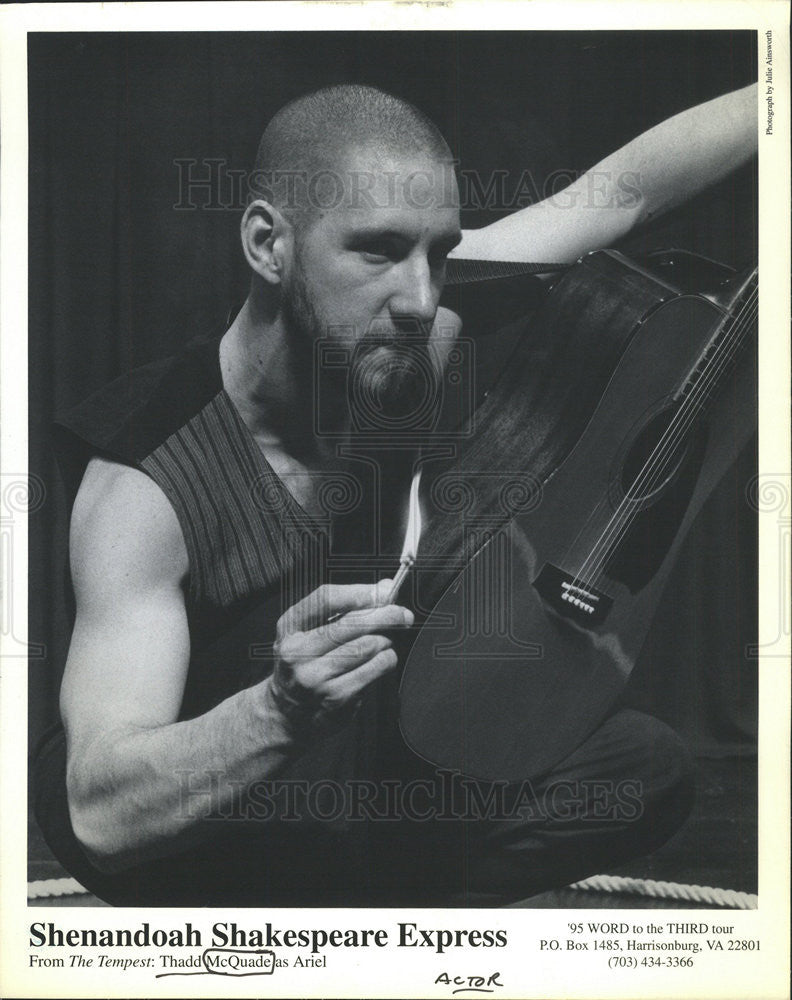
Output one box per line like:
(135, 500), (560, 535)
(28, 30), (758, 762)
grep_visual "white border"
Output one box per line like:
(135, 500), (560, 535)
(2, 3), (789, 998)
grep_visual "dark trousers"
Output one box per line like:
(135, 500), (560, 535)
(33, 708), (693, 907)
(371, 708), (695, 906)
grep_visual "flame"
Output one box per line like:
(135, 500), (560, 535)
(400, 467), (423, 563)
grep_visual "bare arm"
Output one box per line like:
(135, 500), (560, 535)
(454, 83), (758, 264)
(61, 457), (410, 872)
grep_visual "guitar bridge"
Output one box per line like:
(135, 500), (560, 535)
(534, 563), (613, 628)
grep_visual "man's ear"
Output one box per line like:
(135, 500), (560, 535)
(241, 200), (292, 285)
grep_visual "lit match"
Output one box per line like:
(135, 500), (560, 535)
(386, 467), (423, 604)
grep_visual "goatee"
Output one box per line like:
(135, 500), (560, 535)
(349, 340), (439, 429)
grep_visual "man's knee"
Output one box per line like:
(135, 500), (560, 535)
(548, 708), (695, 846)
(609, 710), (695, 847)
(620, 711), (694, 796)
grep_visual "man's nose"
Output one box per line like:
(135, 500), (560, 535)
(388, 255), (439, 326)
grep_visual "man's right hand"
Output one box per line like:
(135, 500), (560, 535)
(268, 580), (414, 734)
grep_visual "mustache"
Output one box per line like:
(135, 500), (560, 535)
(358, 315), (433, 345)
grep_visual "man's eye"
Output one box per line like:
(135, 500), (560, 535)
(360, 248), (391, 262)
(357, 241), (404, 262)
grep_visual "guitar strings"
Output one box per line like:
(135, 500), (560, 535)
(585, 294), (758, 586)
(568, 279), (757, 595)
(556, 288), (756, 585)
(555, 277), (757, 580)
(578, 289), (757, 592)
(578, 296), (756, 594)
(579, 291), (757, 592)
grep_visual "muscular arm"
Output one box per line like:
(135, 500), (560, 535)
(61, 458), (408, 872)
(455, 83), (758, 264)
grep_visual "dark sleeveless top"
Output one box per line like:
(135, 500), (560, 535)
(53, 330), (337, 719)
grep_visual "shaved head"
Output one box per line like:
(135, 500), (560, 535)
(251, 85), (455, 229)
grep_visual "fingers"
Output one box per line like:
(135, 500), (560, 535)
(307, 647), (400, 732)
(269, 636), (400, 732)
(296, 603), (413, 660)
(277, 579), (395, 636)
(298, 632), (395, 687)
(324, 647), (399, 702)
(270, 579), (412, 735)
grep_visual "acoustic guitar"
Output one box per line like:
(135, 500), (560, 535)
(399, 248), (757, 782)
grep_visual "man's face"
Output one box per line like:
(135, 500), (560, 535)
(280, 144), (462, 424)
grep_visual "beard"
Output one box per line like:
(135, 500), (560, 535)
(281, 248), (326, 349)
(282, 252), (441, 433)
(348, 340), (438, 430)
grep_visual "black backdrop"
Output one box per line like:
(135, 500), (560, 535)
(28, 31), (758, 757)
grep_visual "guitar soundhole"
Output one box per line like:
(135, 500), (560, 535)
(620, 407), (689, 503)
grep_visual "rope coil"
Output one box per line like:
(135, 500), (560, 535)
(27, 873), (757, 908)
(28, 877), (89, 900)
(570, 874), (757, 909)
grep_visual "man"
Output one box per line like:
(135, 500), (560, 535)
(35, 82), (757, 906)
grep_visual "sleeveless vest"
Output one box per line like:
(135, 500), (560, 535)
(54, 330), (334, 718)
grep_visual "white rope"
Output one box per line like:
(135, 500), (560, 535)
(27, 873), (758, 908)
(28, 877), (90, 900)
(569, 874), (757, 909)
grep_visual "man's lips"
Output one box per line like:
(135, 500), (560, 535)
(364, 315), (433, 342)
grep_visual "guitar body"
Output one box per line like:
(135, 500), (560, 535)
(399, 249), (757, 782)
